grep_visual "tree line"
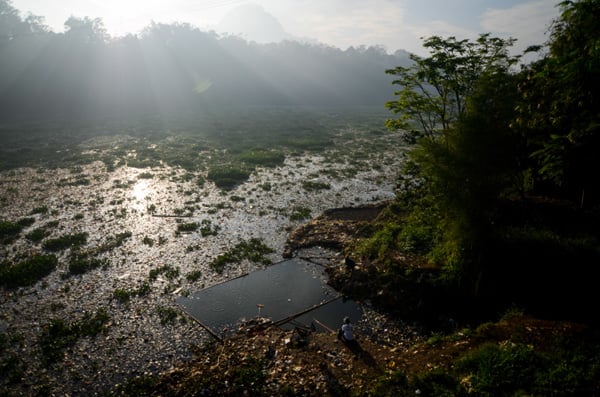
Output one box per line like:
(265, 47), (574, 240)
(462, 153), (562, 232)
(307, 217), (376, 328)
(381, 0), (600, 321)
(0, 0), (410, 121)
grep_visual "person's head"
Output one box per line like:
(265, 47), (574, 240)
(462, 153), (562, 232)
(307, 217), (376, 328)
(344, 316), (350, 324)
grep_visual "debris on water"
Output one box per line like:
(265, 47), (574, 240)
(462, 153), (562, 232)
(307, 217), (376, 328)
(0, 139), (405, 395)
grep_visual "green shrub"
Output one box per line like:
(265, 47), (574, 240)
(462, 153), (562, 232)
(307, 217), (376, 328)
(0, 220), (23, 243)
(156, 306), (180, 325)
(0, 254), (58, 288)
(199, 219), (221, 237)
(113, 288), (131, 303)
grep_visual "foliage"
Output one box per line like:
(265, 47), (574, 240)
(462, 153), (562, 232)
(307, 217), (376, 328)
(514, 0), (600, 207)
(209, 238), (274, 273)
(149, 265), (180, 282)
(237, 149), (285, 168)
(66, 254), (108, 276)
(199, 219), (220, 237)
(39, 308), (110, 363)
(176, 222), (199, 235)
(301, 180), (331, 191)
(207, 166), (252, 190)
(386, 34), (519, 142)
(42, 232), (88, 251)
(0, 254), (57, 288)
(289, 206), (312, 221)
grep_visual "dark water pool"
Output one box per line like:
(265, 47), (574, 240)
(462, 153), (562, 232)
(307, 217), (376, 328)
(177, 259), (362, 338)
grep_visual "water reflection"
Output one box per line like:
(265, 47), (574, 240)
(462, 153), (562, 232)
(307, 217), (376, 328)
(131, 179), (151, 212)
(177, 259), (362, 338)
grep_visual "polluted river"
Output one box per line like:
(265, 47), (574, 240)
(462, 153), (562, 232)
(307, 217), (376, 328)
(0, 127), (407, 395)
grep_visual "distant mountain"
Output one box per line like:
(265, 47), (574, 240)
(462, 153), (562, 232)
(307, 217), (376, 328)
(216, 3), (291, 44)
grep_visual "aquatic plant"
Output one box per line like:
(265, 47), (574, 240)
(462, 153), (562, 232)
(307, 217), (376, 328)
(0, 254), (58, 288)
(42, 232), (88, 251)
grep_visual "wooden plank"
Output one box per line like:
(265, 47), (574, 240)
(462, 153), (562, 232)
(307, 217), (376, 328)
(272, 296), (341, 326)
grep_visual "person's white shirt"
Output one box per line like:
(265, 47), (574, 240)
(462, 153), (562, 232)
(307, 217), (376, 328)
(341, 323), (354, 341)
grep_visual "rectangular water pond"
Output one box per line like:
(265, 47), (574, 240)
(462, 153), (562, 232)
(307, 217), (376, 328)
(177, 259), (362, 339)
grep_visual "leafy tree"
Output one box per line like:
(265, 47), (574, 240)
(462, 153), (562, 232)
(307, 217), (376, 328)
(385, 35), (521, 287)
(515, 0), (600, 207)
(385, 34), (519, 143)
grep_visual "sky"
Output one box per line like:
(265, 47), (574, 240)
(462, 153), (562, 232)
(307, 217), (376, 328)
(11, 0), (561, 56)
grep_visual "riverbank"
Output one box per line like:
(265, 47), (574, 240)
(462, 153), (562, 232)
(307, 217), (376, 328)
(109, 204), (599, 396)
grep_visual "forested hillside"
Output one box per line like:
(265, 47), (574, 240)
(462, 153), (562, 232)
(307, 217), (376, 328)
(0, 0), (410, 121)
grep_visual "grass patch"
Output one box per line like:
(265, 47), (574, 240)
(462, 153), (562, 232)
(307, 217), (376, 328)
(0, 217), (35, 244)
(156, 306), (181, 325)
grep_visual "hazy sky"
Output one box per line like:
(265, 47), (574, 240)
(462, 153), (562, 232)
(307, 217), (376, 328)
(11, 0), (560, 55)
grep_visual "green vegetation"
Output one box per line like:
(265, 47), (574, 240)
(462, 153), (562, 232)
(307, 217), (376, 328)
(42, 232), (88, 251)
(156, 306), (182, 325)
(176, 222), (199, 235)
(0, 254), (58, 288)
(39, 308), (110, 363)
(149, 265), (180, 282)
(25, 227), (49, 243)
(301, 180), (331, 191)
(186, 269), (203, 282)
(0, 217), (35, 244)
(289, 206), (312, 221)
(360, 0), (600, 325)
(207, 166), (252, 190)
(199, 219), (220, 237)
(209, 238), (274, 273)
(236, 149), (285, 168)
(66, 254), (109, 277)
